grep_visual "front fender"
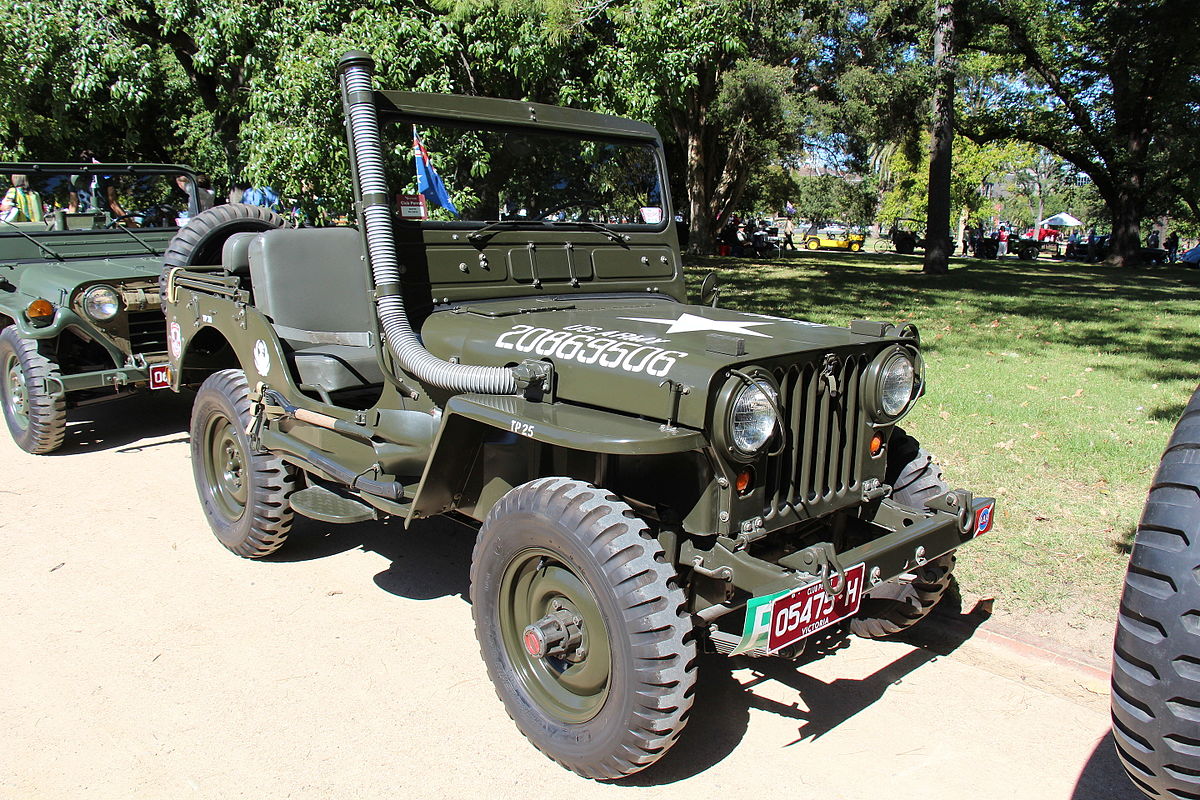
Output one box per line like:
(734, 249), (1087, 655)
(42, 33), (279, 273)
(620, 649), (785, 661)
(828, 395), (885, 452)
(408, 393), (706, 523)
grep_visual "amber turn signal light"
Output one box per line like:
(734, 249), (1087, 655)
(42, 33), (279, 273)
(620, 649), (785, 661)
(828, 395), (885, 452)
(869, 432), (884, 456)
(26, 299), (55, 325)
(735, 468), (753, 494)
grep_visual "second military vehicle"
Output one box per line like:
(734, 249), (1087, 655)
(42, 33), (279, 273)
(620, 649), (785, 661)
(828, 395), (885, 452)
(160, 52), (995, 779)
(0, 163), (268, 453)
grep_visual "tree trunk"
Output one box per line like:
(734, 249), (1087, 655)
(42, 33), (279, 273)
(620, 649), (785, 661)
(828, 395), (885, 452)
(1109, 188), (1144, 268)
(923, 0), (955, 274)
(684, 128), (715, 254)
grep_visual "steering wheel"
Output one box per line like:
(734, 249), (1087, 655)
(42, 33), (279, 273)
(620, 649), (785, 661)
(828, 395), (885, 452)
(536, 200), (608, 223)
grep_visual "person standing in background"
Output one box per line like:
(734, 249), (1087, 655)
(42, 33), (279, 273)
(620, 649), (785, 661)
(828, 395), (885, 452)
(0, 175), (44, 222)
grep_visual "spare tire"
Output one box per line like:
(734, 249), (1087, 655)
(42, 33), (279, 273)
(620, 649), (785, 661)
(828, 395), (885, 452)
(163, 204), (284, 271)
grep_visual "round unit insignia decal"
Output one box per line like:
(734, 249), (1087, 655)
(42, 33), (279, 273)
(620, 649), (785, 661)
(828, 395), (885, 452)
(167, 321), (182, 360)
(253, 339), (271, 376)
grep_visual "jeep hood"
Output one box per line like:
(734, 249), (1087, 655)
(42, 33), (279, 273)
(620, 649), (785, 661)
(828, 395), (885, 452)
(420, 296), (907, 428)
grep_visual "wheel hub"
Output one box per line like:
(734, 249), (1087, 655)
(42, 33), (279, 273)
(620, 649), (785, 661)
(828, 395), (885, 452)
(522, 606), (585, 661)
(6, 358), (28, 424)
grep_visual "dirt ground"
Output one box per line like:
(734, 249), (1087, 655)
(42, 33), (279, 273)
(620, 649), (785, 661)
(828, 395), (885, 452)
(1, 392), (1141, 799)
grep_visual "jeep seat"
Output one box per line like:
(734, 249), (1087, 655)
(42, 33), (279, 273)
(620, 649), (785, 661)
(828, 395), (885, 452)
(246, 227), (384, 394)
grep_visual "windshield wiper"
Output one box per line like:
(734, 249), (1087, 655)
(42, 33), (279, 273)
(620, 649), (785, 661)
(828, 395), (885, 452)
(551, 220), (630, 244)
(468, 218), (630, 245)
(467, 219), (550, 244)
(0, 218), (65, 261)
(111, 223), (161, 256)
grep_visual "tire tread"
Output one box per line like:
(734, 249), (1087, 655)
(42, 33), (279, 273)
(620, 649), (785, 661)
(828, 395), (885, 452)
(1111, 383), (1200, 798)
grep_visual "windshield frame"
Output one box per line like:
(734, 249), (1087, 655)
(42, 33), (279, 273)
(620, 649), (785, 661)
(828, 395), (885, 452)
(374, 92), (673, 233)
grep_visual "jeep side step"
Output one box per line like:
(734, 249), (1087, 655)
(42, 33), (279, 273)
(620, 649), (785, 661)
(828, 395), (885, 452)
(291, 484), (378, 524)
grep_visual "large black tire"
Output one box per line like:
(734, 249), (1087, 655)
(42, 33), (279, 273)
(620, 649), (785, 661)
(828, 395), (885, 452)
(1111, 384), (1200, 799)
(470, 477), (697, 779)
(850, 428), (957, 639)
(190, 369), (297, 558)
(0, 326), (66, 454)
(160, 204), (284, 310)
(162, 203), (284, 270)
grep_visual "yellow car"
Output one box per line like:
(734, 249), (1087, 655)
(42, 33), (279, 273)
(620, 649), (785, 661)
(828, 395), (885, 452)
(804, 226), (866, 251)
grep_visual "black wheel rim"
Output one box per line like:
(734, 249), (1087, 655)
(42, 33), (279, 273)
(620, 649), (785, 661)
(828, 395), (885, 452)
(201, 410), (248, 523)
(3, 351), (29, 431)
(498, 547), (611, 723)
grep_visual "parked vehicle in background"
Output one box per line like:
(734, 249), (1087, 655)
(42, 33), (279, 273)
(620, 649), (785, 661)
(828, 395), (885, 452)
(804, 221), (865, 251)
(0, 163), (217, 453)
(886, 218), (925, 255)
(160, 52), (995, 780)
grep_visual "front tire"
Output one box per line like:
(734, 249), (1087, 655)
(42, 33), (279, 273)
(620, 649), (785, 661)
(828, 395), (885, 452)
(850, 428), (957, 639)
(806, 237), (821, 250)
(190, 369), (297, 557)
(0, 326), (66, 454)
(1111, 384), (1200, 799)
(470, 477), (697, 779)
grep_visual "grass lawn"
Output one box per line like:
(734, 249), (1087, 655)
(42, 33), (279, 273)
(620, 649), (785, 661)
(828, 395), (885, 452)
(684, 249), (1200, 651)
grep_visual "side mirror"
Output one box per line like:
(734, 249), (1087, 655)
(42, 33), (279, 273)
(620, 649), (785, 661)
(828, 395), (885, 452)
(699, 271), (721, 308)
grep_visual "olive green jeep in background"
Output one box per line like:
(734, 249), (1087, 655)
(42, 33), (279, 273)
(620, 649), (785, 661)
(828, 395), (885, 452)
(160, 52), (995, 779)
(0, 163), (213, 453)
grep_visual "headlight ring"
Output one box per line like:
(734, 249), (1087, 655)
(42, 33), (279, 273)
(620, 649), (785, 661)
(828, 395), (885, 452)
(864, 346), (922, 423)
(716, 370), (782, 460)
(83, 285), (121, 322)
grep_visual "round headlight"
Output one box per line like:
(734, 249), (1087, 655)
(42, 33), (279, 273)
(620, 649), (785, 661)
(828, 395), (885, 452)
(879, 353), (916, 417)
(730, 382), (779, 454)
(83, 285), (120, 321)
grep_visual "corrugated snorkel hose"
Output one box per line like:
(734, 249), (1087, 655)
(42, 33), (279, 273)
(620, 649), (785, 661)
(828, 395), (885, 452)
(337, 51), (519, 395)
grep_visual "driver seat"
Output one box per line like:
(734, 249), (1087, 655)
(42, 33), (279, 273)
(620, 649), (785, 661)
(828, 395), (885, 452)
(246, 227), (384, 394)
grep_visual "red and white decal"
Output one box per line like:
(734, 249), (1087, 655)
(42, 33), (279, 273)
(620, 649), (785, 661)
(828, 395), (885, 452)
(973, 503), (994, 537)
(149, 364), (171, 390)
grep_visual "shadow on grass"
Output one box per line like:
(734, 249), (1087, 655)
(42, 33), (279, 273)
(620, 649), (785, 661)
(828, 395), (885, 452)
(687, 251), (1200, 384)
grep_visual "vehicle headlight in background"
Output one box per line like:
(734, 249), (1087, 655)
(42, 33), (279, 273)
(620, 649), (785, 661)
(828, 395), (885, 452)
(83, 285), (120, 321)
(865, 347), (921, 422)
(729, 381), (779, 455)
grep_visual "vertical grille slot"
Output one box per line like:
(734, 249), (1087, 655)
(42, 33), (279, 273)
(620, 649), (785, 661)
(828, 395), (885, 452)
(127, 311), (168, 354)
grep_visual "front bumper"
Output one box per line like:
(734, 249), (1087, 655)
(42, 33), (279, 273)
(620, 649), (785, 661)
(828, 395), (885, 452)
(682, 490), (994, 616)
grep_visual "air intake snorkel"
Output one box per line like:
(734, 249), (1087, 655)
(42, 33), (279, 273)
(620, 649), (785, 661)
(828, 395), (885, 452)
(337, 51), (523, 395)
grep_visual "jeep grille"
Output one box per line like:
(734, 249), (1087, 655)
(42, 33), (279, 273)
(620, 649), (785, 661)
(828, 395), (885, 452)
(128, 311), (168, 354)
(762, 354), (866, 520)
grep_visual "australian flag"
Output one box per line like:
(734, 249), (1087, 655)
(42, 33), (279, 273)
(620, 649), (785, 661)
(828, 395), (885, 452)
(413, 126), (459, 216)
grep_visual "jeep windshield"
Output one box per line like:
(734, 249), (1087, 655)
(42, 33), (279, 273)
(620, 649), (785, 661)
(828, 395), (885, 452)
(0, 163), (200, 231)
(386, 122), (667, 229)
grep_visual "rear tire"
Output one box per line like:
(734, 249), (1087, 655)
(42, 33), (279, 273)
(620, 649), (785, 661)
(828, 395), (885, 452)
(850, 428), (957, 639)
(190, 369), (297, 557)
(0, 326), (65, 454)
(470, 477), (697, 779)
(806, 238), (820, 250)
(1111, 384), (1200, 799)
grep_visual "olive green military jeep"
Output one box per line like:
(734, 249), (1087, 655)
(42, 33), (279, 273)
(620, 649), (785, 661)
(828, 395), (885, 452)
(0, 163), (232, 453)
(160, 53), (995, 779)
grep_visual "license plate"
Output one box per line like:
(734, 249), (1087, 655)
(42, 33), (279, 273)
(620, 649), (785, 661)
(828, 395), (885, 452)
(767, 562), (866, 652)
(149, 364), (171, 390)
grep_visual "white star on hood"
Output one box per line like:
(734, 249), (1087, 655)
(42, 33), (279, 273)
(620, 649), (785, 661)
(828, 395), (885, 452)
(619, 312), (773, 338)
